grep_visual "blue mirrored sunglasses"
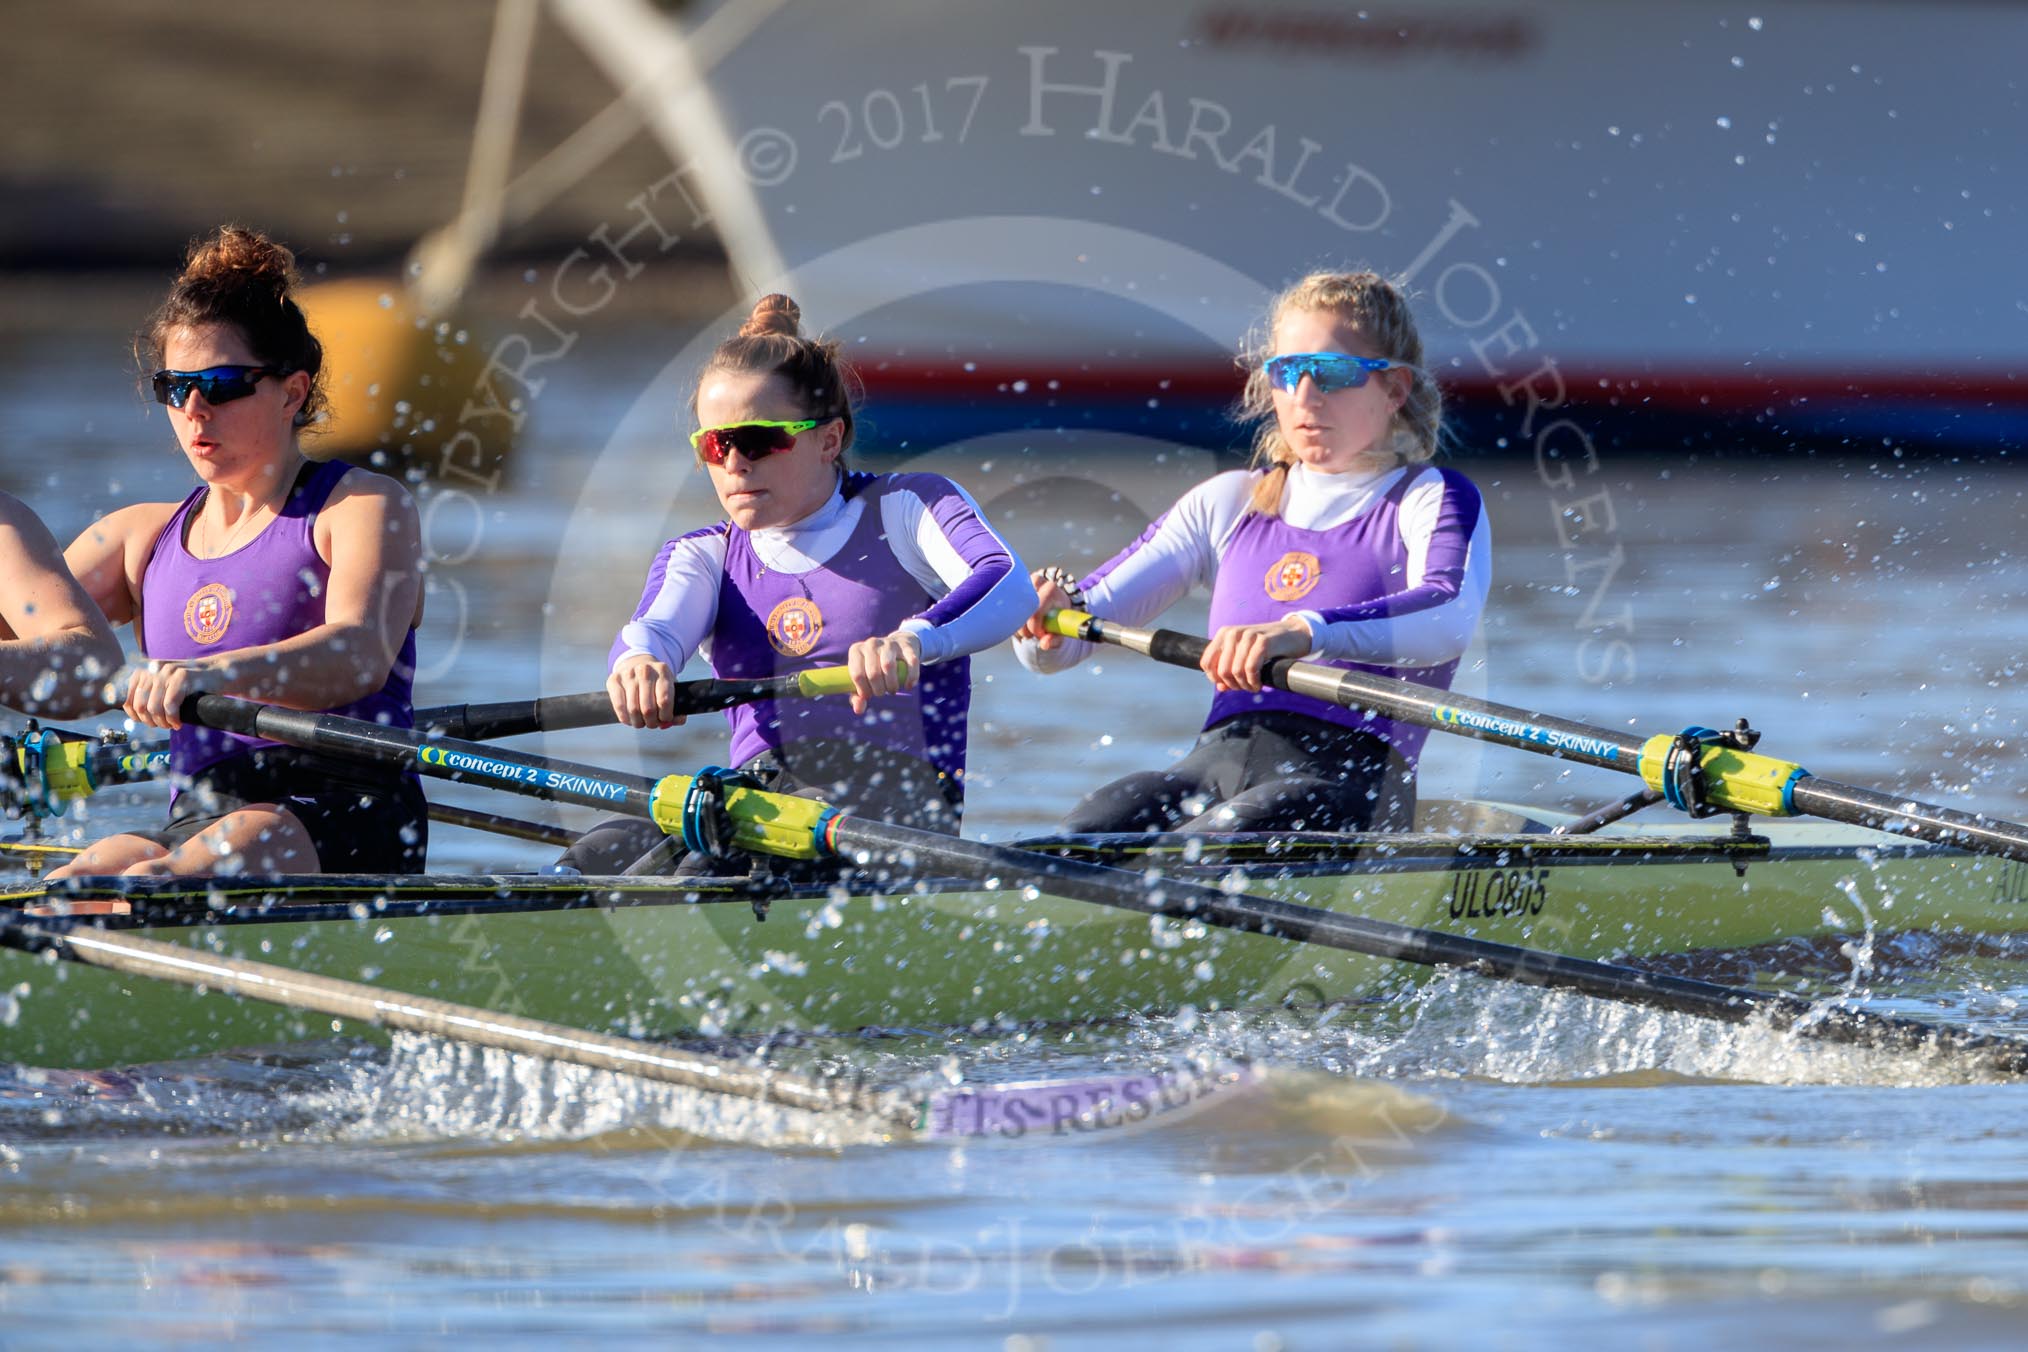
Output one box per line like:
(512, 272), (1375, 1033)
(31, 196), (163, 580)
(151, 365), (287, 409)
(1262, 352), (1395, 394)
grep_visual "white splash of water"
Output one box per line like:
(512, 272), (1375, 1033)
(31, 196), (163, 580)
(338, 1033), (896, 1148)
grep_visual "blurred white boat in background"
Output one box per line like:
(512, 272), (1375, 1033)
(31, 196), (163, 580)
(557, 0), (2028, 455)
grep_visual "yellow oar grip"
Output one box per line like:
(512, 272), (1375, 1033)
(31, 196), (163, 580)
(795, 653), (918, 697)
(796, 666), (857, 696)
(1042, 608), (1094, 639)
(648, 773), (838, 860)
(1637, 733), (1810, 818)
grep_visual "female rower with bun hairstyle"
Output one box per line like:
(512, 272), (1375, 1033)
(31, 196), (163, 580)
(557, 293), (1035, 873)
(1017, 269), (1490, 835)
(50, 226), (426, 878)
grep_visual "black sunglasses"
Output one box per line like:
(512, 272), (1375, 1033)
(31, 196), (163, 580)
(151, 365), (288, 409)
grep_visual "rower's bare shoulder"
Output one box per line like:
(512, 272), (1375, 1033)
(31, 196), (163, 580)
(66, 501), (180, 559)
(322, 462), (417, 510)
(0, 495), (67, 597)
(316, 462), (423, 551)
(56, 501), (178, 623)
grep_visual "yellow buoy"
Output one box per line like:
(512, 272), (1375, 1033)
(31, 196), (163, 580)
(297, 277), (510, 485)
(291, 0), (543, 487)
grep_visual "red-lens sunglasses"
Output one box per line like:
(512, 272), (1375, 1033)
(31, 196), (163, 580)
(690, 418), (823, 465)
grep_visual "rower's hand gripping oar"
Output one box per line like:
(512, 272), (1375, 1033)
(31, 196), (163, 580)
(1043, 609), (2028, 867)
(417, 665), (860, 741)
(0, 666), (858, 818)
(176, 693), (2028, 1076)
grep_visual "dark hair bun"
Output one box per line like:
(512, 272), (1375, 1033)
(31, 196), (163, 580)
(179, 225), (299, 299)
(738, 293), (802, 339)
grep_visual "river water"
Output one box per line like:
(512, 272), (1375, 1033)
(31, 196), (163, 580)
(3, 311), (2028, 1349)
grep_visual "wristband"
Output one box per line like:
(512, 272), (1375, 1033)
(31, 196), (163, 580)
(1039, 565), (1087, 610)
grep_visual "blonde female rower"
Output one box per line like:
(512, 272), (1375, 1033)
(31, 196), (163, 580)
(1018, 270), (1490, 835)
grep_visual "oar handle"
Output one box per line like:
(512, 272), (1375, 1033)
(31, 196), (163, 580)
(414, 666), (858, 741)
(1075, 618), (1327, 706)
(419, 692), (610, 740)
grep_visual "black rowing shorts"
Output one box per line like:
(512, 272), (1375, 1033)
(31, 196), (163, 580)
(1060, 710), (1415, 835)
(128, 746), (429, 873)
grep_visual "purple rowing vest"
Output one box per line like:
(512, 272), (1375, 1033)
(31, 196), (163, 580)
(1206, 469), (1455, 764)
(141, 460), (417, 778)
(709, 478), (969, 783)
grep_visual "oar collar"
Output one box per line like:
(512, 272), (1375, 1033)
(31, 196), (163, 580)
(1637, 723), (1812, 819)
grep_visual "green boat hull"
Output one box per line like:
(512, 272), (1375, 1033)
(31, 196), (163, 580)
(3, 820), (2017, 1068)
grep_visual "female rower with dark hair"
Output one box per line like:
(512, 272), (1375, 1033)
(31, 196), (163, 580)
(1017, 269), (1490, 835)
(49, 226), (426, 878)
(0, 493), (123, 717)
(556, 293), (1036, 873)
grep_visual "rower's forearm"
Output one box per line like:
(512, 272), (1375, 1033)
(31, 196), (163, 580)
(0, 628), (125, 717)
(198, 625), (405, 710)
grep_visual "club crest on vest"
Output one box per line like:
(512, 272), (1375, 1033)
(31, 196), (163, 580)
(1263, 551), (1322, 603)
(766, 597), (825, 657)
(182, 582), (235, 644)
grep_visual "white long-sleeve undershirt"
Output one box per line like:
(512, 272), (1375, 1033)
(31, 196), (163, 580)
(1016, 462), (1490, 673)
(616, 474), (1035, 673)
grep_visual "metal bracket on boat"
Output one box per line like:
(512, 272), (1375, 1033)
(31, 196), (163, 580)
(1553, 787), (1666, 835)
(0, 731), (26, 833)
(1725, 808), (1758, 877)
(741, 857), (778, 924)
(1, 723), (144, 830)
(679, 766), (777, 922)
